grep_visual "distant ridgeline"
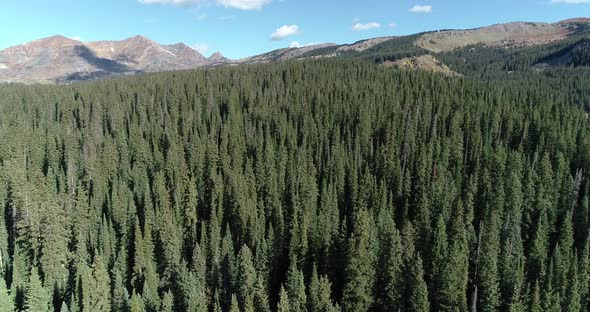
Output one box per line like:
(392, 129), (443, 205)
(0, 58), (589, 311)
(2, 19), (590, 84)
(300, 27), (590, 78)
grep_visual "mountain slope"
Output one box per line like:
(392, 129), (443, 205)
(0, 35), (210, 83)
(417, 21), (574, 52)
(1, 18), (589, 83)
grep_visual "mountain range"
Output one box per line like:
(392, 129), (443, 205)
(1, 17), (589, 83)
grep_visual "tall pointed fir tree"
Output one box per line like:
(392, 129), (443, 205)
(24, 267), (51, 312)
(342, 209), (377, 312)
(0, 277), (13, 312)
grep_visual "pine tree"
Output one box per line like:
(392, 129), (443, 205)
(308, 265), (320, 312)
(566, 258), (581, 312)
(431, 216), (449, 311)
(0, 277), (13, 312)
(277, 285), (291, 312)
(237, 245), (257, 311)
(88, 254), (111, 312)
(253, 275), (270, 312)
(439, 201), (469, 312)
(528, 209), (549, 282)
(24, 267), (51, 312)
(478, 215), (501, 312)
(528, 281), (542, 312)
(342, 209), (377, 312)
(230, 294), (240, 312)
(60, 303), (70, 312)
(376, 209), (402, 311)
(579, 234), (590, 312)
(405, 252), (429, 312)
(177, 263), (207, 312)
(39, 187), (69, 291)
(130, 291), (145, 312)
(160, 291), (173, 312)
(317, 275), (340, 312)
(111, 263), (130, 312)
(286, 260), (307, 312)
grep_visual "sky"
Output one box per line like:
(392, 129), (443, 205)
(0, 0), (588, 59)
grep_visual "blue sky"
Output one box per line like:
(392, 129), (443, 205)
(0, 0), (588, 59)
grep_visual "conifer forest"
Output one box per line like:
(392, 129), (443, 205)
(1, 52), (590, 312)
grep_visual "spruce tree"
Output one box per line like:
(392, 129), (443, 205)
(405, 252), (429, 312)
(237, 245), (257, 311)
(160, 291), (173, 312)
(24, 267), (51, 312)
(286, 260), (307, 312)
(88, 254), (111, 312)
(376, 209), (402, 311)
(0, 277), (13, 312)
(342, 209), (377, 312)
(277, 286), (291, 312)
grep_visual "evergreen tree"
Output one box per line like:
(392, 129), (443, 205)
(405, 252), (429, 312)
(88, 255), (111, 312)
(277, 285), (291, 312)
(566, 258), (582, 312)
(375, 209), (402, 311)
(0, 277), (13, 312)
(342, 209), (377, 312)
(130, 291), (145, 312)
(230, 294), (240, 312)
(286, 260), (307, 312)
(160, 291), (174, 312)
(0, 54), (587, 312)
(237, 245), (257, 311)
(24, 267), (51, 312)
(477, 215), (501, 312)
(317, 275), (340, 312)
(431, 215), (449, 311)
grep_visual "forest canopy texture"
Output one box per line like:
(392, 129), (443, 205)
(0, 60), (590, 312)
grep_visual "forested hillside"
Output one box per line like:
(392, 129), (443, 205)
(0, 60), (590, 312)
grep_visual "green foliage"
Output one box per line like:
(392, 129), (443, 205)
(24, 267), (51, 312)
(405, 253), (430, 312)
(571, 39), (590, 66)
(160, 291), (173, 312)
(0, 277), (13, 312)
(277, 285), (290, 312)
(0, 58), (587, 311)
(342, 209), (377, 312)
(88, 255), (111, 312)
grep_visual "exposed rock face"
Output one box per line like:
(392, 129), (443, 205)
(208, 52), (228, 64)
(0, 35), (211, 83)
(1, 18), (588, 83)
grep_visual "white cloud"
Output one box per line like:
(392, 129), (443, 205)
(271, 25), (300, 41)
(409, 5), (432, 13)
(192, 43), (210, 54)
(139, 0), (272, 10)
(352, 22), (381, 31)
(70, 36), (82, 41)
(389, 22), (397, 28)
(138, 0), (200, 5)
(551, 0), (590, 3)
(218, 0), (272, 10)
(289, 41), (318, 48)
